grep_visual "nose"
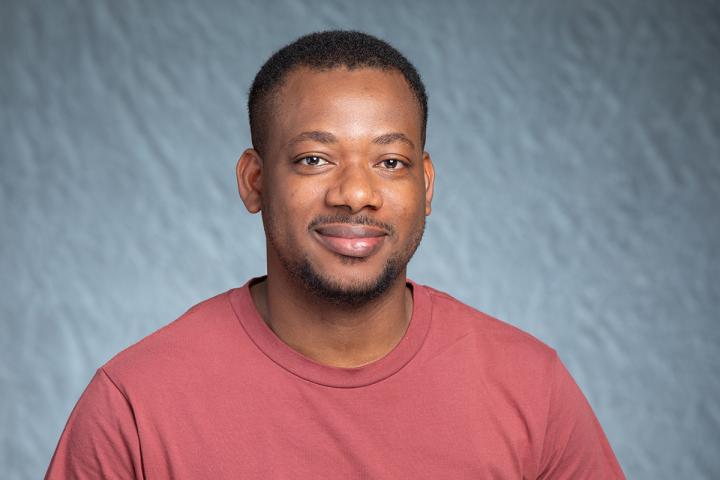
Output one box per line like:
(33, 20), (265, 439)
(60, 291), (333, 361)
(325, 164), (383, 213)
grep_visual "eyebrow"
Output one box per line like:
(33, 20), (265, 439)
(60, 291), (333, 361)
(287, 131), (338, 146)
(287, 131), (415, 149)
(372, 132), (415, 149)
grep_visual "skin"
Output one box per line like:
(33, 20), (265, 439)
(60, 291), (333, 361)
(236, 67), (435, 368)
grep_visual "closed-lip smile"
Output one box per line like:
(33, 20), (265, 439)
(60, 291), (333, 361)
(312, 224), (388, 258)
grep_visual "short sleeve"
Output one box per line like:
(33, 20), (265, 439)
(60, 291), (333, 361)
(45, 368), (144, 480)
(537, 355), (625, 479)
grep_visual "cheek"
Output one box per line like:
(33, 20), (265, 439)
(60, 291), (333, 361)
(286, 180), (327, 209)
(396, 177), (427, 208)
(384, 185), (427, 227)
(268, 182), (321, 229)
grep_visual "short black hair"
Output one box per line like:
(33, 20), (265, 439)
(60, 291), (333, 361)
(248, 30), (428, 155)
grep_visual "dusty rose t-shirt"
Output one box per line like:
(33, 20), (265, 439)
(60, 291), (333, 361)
(46, 279), (625, 479)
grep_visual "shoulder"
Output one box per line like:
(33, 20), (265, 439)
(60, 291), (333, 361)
(418, 283), (558, 372)
(101, 290), (241, 386)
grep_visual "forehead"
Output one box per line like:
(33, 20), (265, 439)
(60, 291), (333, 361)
(265, 67), (422, 152)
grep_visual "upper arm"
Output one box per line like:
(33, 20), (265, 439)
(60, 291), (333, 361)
(537, 355), (625, 479)
(45, 368), (144, 480)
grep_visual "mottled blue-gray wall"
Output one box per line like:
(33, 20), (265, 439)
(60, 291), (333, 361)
(2, 0), (719, 478)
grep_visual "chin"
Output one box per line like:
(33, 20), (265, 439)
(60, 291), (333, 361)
(291, 255), (404, 307)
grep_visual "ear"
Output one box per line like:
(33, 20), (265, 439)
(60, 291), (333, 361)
(236, 148), (264, 213)
(422, 152), (435, 216)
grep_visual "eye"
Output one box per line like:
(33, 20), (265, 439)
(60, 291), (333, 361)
(379, 158), (406, 169)
(296, 156), (329, 166)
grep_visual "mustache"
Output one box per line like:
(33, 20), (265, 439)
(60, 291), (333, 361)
(308, 215), (396, 236)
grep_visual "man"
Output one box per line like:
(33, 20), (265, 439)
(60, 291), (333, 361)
(46, 31), (625, 478)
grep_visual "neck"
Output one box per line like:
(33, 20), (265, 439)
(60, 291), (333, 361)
(250, 268), (413, 368)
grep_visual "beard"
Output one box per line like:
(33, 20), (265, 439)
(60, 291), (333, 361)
(264, 212), (425, 308)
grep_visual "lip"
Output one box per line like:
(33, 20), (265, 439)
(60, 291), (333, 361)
(312, 224), (388, 258)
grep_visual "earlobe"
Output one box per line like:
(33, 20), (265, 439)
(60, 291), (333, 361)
(236, 149), (264, 214)
(422, 152), (435, 216)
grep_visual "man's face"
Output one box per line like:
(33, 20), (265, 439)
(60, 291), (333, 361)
(247, 66), (434, 305)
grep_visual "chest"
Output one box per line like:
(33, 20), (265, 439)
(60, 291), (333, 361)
(131, 363), (543, 479)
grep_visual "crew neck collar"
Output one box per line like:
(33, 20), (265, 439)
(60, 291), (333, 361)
(228, 277), (432, 388)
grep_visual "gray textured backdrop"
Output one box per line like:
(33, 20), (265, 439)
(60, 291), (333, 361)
(2, 0), (719, 478)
